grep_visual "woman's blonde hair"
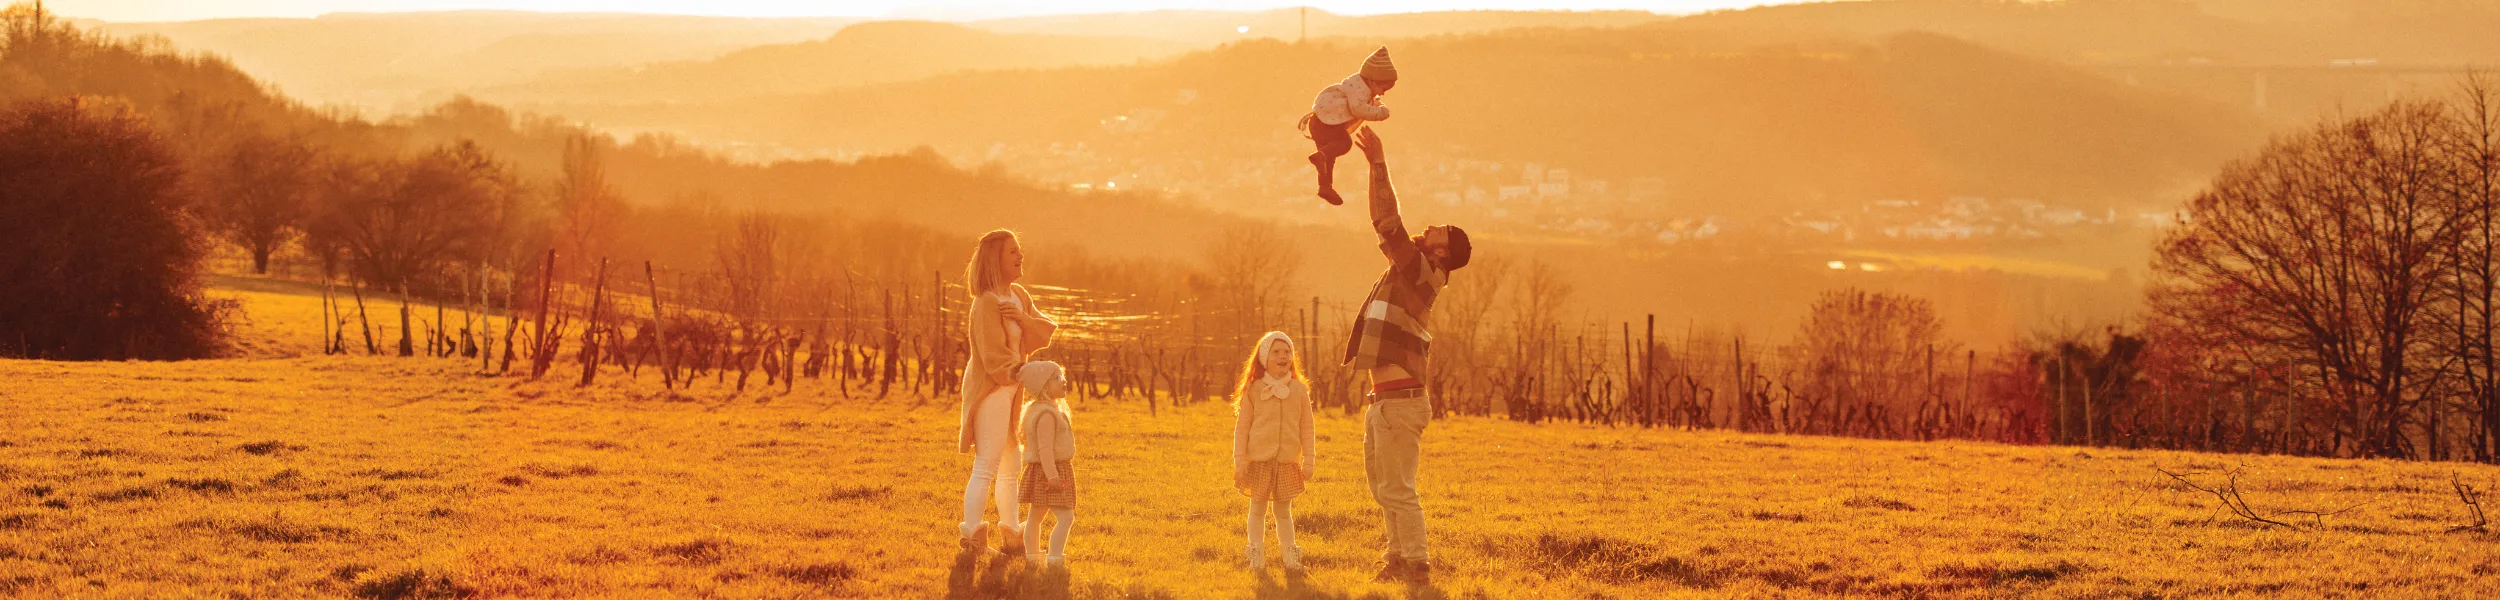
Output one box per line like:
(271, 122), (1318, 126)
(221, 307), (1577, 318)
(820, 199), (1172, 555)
(1232, 331), (1307, 410)
(966, 229), (1019, 301)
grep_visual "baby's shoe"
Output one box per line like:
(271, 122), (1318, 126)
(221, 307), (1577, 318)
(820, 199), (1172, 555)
(1311, 155), (1344, 205)
(1247, 543), (1266, 570)
(1281, 544), (1304, 573)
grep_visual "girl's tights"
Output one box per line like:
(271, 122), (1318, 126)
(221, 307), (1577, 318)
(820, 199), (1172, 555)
(1022, 506), (1075, 561)
(1247, 499), (1298, 554)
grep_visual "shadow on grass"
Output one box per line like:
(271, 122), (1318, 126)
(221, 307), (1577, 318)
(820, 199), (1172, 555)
(948, 551), (1076, 599)
(1251, 568), (1445, 600)
(944, 550), (1446, 599)
(945, 551), (980, 599)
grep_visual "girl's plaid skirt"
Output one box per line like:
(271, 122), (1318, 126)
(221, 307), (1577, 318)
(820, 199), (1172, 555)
(1239, 460), (1305, 502)
(1019, 460), (1077, 509)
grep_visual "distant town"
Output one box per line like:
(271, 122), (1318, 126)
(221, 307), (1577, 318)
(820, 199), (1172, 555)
(977, 127), (2178, 250)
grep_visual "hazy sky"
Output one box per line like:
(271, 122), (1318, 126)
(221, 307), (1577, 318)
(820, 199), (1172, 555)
(48, 1), (1829, 23)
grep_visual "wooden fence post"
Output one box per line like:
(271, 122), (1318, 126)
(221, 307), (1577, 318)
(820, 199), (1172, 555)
(1620, 322), (1634, 426)
(319, 278), (333, 354)
(396, 282), (413, 357)
(579, 257), (610, 387)
(500, 268), (521, 374)
(647, 261), (672, 390)
(1643, 315), (1656, 428)
(530, 249), (557, 379)
(478, 265), (494, 371)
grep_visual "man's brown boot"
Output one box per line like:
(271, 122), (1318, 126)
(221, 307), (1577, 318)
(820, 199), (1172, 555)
(1369, 555), (1407, 583)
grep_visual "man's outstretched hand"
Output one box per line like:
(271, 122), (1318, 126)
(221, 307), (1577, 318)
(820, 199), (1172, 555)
(1355, 126), (1386, 165)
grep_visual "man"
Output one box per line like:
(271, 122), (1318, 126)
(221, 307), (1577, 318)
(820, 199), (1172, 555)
(1340, 127), (1471, 585)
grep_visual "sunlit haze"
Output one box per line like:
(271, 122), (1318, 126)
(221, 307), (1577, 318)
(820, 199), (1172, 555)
(18, 0), (2500, 595)
(53, 0), (1834, 22)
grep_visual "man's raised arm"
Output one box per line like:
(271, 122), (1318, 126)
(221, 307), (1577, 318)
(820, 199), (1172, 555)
(1355, 128), (1421, 264)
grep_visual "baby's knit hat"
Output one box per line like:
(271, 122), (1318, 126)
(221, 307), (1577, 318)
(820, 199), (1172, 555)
(1360, 46), (1397, 82)
(1018, 361), (1064, 397)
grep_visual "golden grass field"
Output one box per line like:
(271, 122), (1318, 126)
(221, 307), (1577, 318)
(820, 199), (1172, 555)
(3, 279), (2499, 598)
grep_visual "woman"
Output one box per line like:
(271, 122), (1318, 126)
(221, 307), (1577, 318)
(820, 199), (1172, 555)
(957, 229), (1058, 558)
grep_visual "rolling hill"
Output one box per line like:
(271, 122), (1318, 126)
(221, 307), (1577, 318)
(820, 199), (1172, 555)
(467, 20), (1197, 106)
(91, 11), (863, 113)
(537, 30), (2263, 217)
(964, 7), (1668, 44)
(6, 7), (2173, 346)
(82, 8), (1677, 117)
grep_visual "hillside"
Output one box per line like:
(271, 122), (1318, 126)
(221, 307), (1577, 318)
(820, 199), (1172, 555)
(92, 11), (863, 112)
(966, 7), (1668, 44)
(468, 21), (1198, 106)
(1671, 0), (2500, 67)
(10, 9), (1279, 279)
(5, 7), (2163, 348)
(1663, 0), (2500, 128)
(0, 280), (2493, 597)
(544, 31), (2261, 216)
(84, 8), (1671, 117)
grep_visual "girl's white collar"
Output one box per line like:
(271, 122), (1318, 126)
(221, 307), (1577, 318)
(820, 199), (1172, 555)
(1256, 372), (1294, 399)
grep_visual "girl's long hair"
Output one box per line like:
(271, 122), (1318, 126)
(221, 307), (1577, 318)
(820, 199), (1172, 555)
(1232, 332), (1307, 411)
(965, 229), (1018, 302)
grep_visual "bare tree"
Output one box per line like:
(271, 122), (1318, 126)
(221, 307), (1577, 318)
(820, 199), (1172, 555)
(554, 133), (629, 266)
(1791, 288), (1952, 437)
(1431, 256), (1509, 416)
(200, 131), (316, 274)
(312, 141), (515, 290)
(716, 210), (782, 325)
(1501, 258), (1573, 421)
(2434, 73), (2500, 463)
(1201, 222), (1304, 336)
(2152, 100), (2469, 459)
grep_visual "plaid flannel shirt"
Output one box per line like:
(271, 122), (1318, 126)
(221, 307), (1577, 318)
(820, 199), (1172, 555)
(1341, 159), (1448, 376)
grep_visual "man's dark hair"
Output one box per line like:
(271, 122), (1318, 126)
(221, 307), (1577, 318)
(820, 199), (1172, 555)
(1440, 226), (1472, 271)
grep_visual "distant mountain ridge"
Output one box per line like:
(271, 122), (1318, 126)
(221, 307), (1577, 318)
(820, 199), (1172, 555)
(1663, 0), (2500, 67)
(469, 20), (1197, 106)
(534, 29), (2261, 217)
(93, 11), (865, 112)
(965, 8), (1669, 44)
(86, 8), (1675, 116)
(65, 3), (2500, 224)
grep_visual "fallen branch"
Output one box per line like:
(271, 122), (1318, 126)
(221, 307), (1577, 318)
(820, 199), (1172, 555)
(2450, 473), (2488, 534)
(2275, 501), (2369, 529)
(2156, 465), (2301, 530)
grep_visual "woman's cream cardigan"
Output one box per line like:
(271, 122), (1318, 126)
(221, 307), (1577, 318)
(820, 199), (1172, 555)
(957, 283), (1057, 454)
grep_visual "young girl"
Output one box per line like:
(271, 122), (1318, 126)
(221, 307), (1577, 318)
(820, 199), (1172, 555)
(1300, 46), (1397, 206)
(1232, 332), (1316, 572)
(1016, 360), (1078, 569)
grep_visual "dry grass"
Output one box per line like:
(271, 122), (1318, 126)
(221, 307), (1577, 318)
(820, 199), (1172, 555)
(2, 281), (2498, 598)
